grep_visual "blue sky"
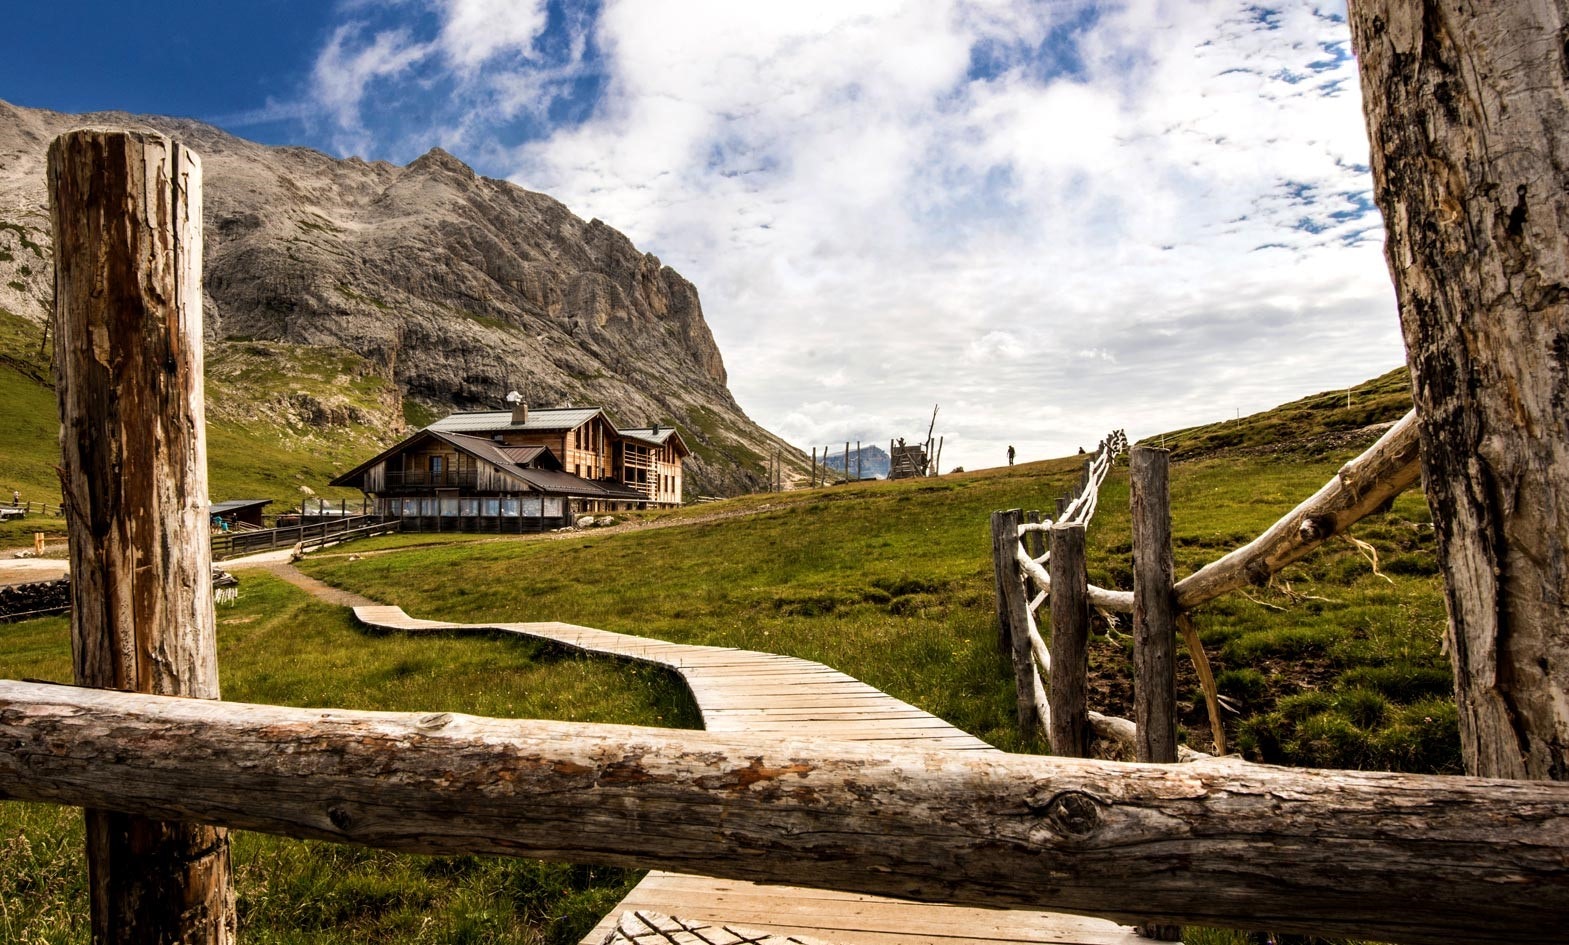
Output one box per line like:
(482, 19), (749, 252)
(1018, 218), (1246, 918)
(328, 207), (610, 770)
(5, 1), (1402, 470)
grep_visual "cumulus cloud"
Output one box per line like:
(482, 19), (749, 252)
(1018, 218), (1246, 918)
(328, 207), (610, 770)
(298, 0), (1403, 471)
(438, 0), (550, 71)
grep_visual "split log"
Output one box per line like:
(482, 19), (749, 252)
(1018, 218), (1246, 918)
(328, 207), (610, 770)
(1348, 2), (1569, 782)
(1174, 411), (1420, 611)
(49, 129), (236, 944)
(1, 681), (1566, 945)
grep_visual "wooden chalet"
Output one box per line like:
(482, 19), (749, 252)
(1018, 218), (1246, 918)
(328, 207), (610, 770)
(330, 403), (689, 531)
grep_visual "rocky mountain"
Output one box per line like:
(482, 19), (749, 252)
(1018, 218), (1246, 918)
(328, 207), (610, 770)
(0, 99), (804, 497)
(819, 445), (890, 480)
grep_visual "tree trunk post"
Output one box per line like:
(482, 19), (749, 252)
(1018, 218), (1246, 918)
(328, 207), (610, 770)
(1131, 447), (1177, 763)
(1047, 522), (1090, 757)
(1130, 445), (1180, 939)
(990, 510), (1018, 658)
(49, 129), (236, 944)
(991, 509), (1039, 730)
(1348, 2), (1569, 781)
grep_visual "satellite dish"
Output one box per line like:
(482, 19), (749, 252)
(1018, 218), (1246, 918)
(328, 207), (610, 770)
(505, 391), (523, 404)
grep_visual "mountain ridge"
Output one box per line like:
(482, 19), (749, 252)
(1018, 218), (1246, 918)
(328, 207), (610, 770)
(0, 99), (802, 497)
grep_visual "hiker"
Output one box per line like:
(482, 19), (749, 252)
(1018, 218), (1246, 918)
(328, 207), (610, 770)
(10, 489), (18, 507)
(1006, 445), (1015, 466)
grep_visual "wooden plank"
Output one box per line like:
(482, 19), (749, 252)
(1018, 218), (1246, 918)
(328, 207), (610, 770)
(351, 605), (1125, 941)
(703, 707), (939, 719)
(616, 875), (1144, 944)
(601, 909), (837, 944)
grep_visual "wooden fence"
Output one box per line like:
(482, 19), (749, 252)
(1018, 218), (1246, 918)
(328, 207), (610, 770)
(990, 431), (1127, 743)
(992, 414), (1423, 760)
(0, 499), (66, 520)
(8, 128), (1568, 945)
(209, 514), (400, 560)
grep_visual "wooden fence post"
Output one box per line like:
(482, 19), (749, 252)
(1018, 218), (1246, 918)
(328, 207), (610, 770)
(1130, 446), (1178, 763)
(990, 510), (1015, 656)
(1130, 445), (1180, 940)
(1047, 522), (1090, 757)
(1023, 510), (1045, 560)
(49, 129), (236, 944)
(991, 509), (1039, 729)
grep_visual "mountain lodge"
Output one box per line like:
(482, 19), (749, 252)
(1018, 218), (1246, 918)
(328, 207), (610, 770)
(331, 403), (689, 530)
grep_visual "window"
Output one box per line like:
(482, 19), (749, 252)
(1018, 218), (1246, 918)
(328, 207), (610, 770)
(429, 455), (444, 484)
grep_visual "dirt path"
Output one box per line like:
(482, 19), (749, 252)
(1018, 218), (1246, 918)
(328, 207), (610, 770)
(242, 561), (380, 608)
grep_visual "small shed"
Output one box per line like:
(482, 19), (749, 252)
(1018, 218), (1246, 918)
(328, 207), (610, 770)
(888, 443), (929, 480)
(209, 499), (271, 529)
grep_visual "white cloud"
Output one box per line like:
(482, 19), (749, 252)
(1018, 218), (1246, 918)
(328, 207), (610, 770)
(311, 23), (431, 147)
(437, 0), (550, 71)
(301, 0), (1403, 472)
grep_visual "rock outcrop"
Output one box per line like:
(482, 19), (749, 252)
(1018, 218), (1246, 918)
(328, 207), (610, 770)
(0, 100), (800, 496)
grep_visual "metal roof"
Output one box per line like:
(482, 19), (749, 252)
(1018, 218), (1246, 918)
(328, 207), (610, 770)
(499, 445), (551, 467)
(618, 426), (675, 445)
(617, 425), (691, 457)
(427, 407), (603, 434)
(595, 478), (650, 501)
(209, 499), (272, 514)
(429, 432), (613, 498)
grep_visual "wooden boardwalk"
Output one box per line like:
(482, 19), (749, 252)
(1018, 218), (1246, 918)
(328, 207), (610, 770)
(352, 605), (1151, 945)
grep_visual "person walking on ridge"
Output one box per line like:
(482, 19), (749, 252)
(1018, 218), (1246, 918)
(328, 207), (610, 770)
(1006, 445), (1015, 466)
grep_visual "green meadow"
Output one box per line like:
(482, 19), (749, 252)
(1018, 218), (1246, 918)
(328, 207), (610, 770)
(0, 573), (697, 944)
(0, 367), (1447, 943)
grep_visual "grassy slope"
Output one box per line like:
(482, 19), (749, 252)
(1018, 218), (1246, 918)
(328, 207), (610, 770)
(301, 377), (1453, 773)
(0, 572), (699, 944)
(0, 309), (390, 527)
(1157, 366), (1413, 458)
(1, 367), (1445, 944)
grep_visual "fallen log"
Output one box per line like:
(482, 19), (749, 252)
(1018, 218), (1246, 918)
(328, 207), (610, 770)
(1174, 411), (1422, 611)
(1, 681), (1564, 945)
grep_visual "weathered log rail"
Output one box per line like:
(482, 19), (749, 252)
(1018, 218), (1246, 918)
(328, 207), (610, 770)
(994, 413), (1424, 759)
(1, 680), (1565, 945)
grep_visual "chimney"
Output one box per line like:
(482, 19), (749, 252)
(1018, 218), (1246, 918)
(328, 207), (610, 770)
(511, 402), (528, 425)
(652, 423), (661, 435)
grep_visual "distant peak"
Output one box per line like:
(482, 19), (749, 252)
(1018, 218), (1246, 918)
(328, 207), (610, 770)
(405, 147), (475, 179)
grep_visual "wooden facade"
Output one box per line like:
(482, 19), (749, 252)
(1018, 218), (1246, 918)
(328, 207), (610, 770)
(615, 426), (684, 506)
(331, 405), (689, 531)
